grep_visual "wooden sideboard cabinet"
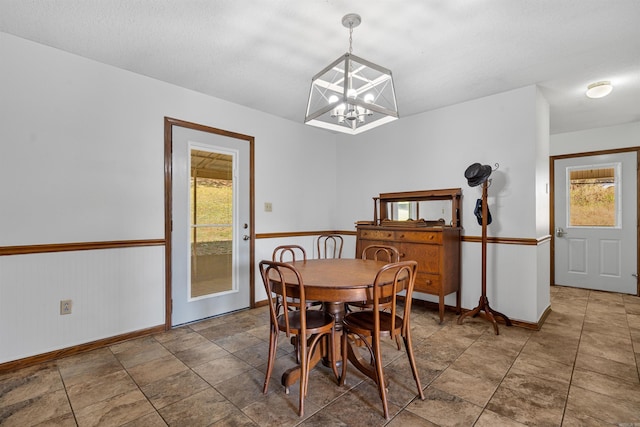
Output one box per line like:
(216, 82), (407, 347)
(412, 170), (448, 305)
(355, 188), (462, 323)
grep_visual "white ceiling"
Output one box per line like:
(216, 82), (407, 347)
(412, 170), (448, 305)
(1, 0), (639, 135)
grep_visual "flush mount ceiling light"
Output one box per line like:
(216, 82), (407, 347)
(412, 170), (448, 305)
(586, 81), (613, 99)
(304, 13), (398, 135)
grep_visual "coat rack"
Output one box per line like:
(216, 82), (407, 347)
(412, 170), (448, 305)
(457, 163), (511, 335)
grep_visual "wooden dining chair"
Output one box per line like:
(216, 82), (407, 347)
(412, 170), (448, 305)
(271, 244), (320, 363)
(361, 244), (400, 263)
(272, 244), (320, 308)
(259, 260), (340, 417)
(348, 245), (403, 350)
(356, 244), (404, 351)
(339, 260), (424, 419)
(272, 244), (307, 263)
(316, 233), (343, 259)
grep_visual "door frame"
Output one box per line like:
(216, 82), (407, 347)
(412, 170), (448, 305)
(550, 146), (640, 296)
(164, 117), (255, 329)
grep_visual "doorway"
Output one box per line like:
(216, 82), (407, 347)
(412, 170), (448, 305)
(551, 149), (639, 295)
(164, 118), (255, 328)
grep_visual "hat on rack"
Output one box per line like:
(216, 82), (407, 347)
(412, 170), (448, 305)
(464, 163), (492, 187)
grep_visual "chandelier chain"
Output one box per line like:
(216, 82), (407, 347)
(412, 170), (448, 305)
(348, 24), (353, 54)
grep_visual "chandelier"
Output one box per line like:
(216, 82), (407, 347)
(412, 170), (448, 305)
(304, 14), (398, 135)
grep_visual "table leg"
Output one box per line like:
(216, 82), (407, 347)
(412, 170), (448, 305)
(281, 344), (323, 391)
(322, 301), (345, 368)
(280, 301), (346, 389)
(344, 336), (377, 382)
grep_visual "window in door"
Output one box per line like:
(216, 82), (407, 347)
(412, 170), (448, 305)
(190, 149), (233, 299)
(567, 164), (619, 227)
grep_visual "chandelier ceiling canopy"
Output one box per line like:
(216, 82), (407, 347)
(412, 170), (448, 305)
(304, 13), (398, 135)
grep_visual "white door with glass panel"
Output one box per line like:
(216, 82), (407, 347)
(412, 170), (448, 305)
(554, 152), (637, 294)
(172, 126), (250, 325)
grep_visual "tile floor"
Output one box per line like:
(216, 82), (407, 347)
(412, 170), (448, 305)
(1, 286), (640, 426)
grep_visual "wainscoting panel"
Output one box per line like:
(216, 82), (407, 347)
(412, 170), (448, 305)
(0, 246), (165, 364)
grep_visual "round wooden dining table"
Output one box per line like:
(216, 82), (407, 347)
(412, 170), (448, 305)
(269, 258), (401, 388)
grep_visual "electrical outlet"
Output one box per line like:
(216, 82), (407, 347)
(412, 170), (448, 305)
(264, 202), (273, 212)
(60, 299), (72, 315)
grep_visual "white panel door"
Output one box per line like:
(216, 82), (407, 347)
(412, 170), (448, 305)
(554, 152), (637, 294)
(172, 126), (250, 325)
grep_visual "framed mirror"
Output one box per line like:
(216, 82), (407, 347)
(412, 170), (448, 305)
(376, 188), (462, 227)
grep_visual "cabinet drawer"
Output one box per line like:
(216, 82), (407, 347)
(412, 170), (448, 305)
(359, 229), (394, 240)
(414, 273), (441, 294)
(395, 230), (442, 244)
(400, 243), (441, 273)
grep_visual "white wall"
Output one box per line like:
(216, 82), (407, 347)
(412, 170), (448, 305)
(335, 85), (551, 322)
(550, 121), (640, 156)
(0, 32), (338, 364)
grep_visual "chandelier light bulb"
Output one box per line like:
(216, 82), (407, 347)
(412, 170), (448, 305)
(364, 93), (374, 103)
(586, 81), (613, 99)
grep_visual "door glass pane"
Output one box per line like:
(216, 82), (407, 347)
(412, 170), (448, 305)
(190, 149), (233, 299)
(568, 165), (618, 227)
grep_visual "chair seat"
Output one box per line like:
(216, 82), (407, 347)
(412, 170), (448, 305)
(278, 310), (335, 335)
(343, 311), (402, 337)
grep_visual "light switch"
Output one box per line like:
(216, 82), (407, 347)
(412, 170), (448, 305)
(264, 202), (273, 212)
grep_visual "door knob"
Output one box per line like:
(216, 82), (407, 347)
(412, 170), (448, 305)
(555, 227), (567, 237)
(243, 235), (250, 241)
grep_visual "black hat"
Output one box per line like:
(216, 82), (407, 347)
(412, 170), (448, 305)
(464, 163), (492, 187)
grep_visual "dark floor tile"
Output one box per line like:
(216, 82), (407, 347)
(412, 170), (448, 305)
(565, 385), (640, 425)
(406, 387), (483, 426)
(158, 388), (237, 427)
(140, 368), (210, 410)
(125, 354), (188, 388)
(0, 363), (63, 408)
(575, 351), (639, 384)
(474, 409), (528, 426)
(485, 368), (568, 426)
(57, 348), (123, 387)
(193, 354), (253, 387)
(385, 409), (439, 426)
(430, 366), (500, 407)
(214, 368), (272, 409)
(66, 369), (137, 411)
(0, 389), (73, 427)
(241, 388), (321, 427)
(571, 367), (640, 403)
(74, 389), (155, 427)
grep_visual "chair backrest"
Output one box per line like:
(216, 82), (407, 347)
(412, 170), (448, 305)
(272, 245), (307, 262)
(259, 260), (307, 337)
(371, 260), (418, 335)
(361, 244), (400, 263)
(317, 234), (343, 259)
